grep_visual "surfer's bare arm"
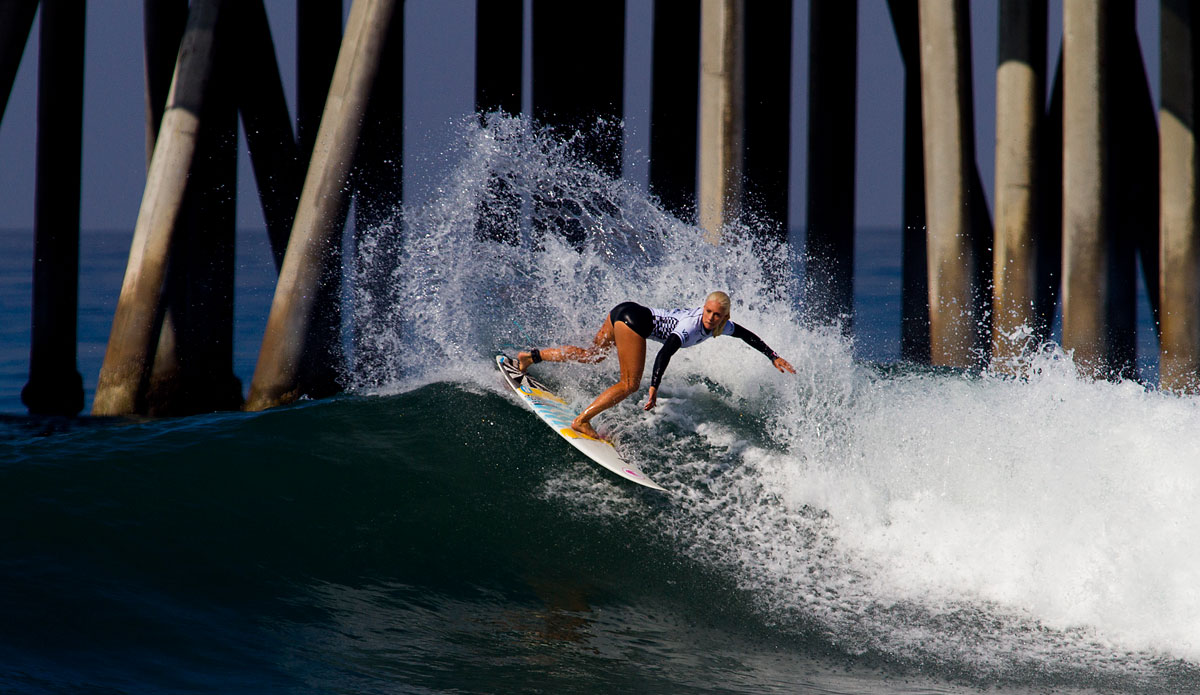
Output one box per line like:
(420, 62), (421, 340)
(731, 324), (796, 374)
(644, 335), (682, 410)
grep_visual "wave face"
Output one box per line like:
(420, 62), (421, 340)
(346, 115), (1200, 689)
(5, 115), (1200, 694)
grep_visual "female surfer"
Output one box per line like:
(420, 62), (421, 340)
(517, 291), (795, 439)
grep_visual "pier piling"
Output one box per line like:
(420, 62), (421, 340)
(237, 0), (302, 271)
(23, 0), (86, 416)
(246, 0), (399, 412)
(93, 0), (223, 416)
(147, 8), (240, 417)
(992, 0), (1048, 369)
(649, 0), (701, 221)
(918, 0), (986, 367)
(297, 0), (342, 169)
(532, 0), (625, 179)
(475, 0), (522, 117)
(698, 0), (744, 244)
(805, 0), (857, 328)
(743, 0), (793, 243)
(473, 0), (522, 245)
(1062, 0), (1129, 379)
(1161, 0), (1200, 391)
(887, 0), (932, 363)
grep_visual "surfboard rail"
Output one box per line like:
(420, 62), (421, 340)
(494, 354), (666, 491)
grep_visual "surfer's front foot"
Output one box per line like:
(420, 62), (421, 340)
(516, 351), (533, 371)
(571, 418), (602, 440)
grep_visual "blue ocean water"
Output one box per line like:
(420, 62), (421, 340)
(0, 115), (1193, 694)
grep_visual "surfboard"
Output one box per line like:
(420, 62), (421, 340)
(494, 354), (666, 491)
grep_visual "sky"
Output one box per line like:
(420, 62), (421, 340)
(0, 0), (1163, 235)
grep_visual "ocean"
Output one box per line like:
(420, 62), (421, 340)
(1, 115), (1196, 694)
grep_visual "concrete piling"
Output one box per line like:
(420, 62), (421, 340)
(146, 7), (241, 417)
(246, 0), (399, 412)
(143, 0), (187, 166)
(1161, 0), (1200, 391)
(236, 0), (302, 271)
(804, 0), (857, 328)
(649, 0), (701, 221)
(473, 0), (522, 245)
(532, 0), (625, 179)
(1062, 0), (1127, 379)
(743, 0), (793, 242)
(93, 0), (223, 416)
(887, 0), (931, 363)
(297, 0), (342, 168)
(475, 0), (522, 116)
(22, 0), (86, 416)
(697, 0), (744, 244)
(918, 0), (985, 367)
(992, 0), (1048, 369)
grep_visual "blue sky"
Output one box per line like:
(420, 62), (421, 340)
(0, 1), (1163, 234)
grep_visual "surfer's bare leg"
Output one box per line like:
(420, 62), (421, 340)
(518, 318), (616, 371)
(571, 321), (645, 439)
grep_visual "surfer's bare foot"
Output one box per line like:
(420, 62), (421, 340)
(517, 351), (533, 371)
(571, 418), (602, 440)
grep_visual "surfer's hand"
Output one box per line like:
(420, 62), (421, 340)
(643, 387), (657, 411)
(773, 356), (796, 374)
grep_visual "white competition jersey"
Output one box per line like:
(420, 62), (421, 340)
(648, 307), (736, 347)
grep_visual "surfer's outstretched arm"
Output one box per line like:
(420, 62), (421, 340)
(731, 324), (796, 373)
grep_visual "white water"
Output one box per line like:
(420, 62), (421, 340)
(351, 114), (1200, 689)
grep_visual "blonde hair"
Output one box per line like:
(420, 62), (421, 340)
(706, 291), (731, 337)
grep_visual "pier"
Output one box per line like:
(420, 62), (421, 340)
(0, 1), (1196, 416)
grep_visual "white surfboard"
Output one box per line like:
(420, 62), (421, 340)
(495, 354), (666, 491)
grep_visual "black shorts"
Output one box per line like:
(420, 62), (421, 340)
(609, 302), (653, 339)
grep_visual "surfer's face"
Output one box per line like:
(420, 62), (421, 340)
(702, 300), (727, 331)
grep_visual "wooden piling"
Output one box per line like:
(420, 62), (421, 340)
(93, 0), (223, 416)
(697, 0), (744, 244)
(805, 0), (857, 327)
(22, 0), (86, 416)
(246, 0), (399, 412)
(918, 0), (984, 367)
(1062, 0), (1120, 378)
(649, 0), (700, 220)
(0, 0), (38, 126)
(992, 0), (1047, 369)
(1161, 0), (1200, 391)
(532, 0), (625, 179)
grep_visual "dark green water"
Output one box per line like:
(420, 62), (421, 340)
(3, 385), (1198, 694)
(0, 388), (908, 694)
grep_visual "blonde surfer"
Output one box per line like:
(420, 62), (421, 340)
(518, 291), (795, 439)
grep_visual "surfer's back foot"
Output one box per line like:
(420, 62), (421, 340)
(571, 418), (602, 440)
